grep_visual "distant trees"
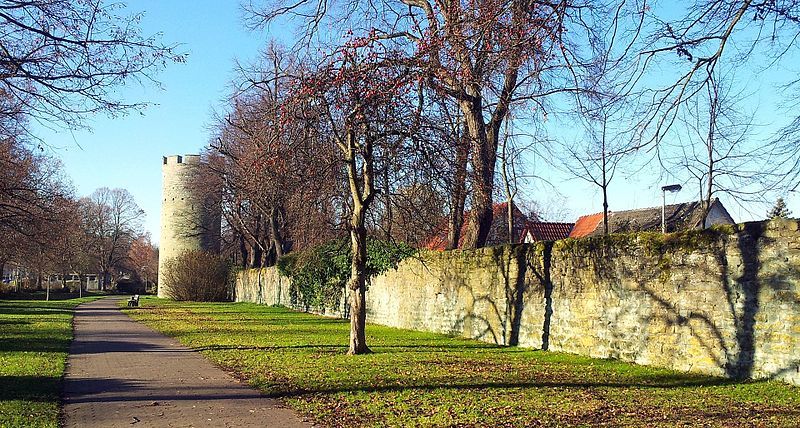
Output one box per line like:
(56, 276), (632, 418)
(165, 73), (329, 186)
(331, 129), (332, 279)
(126, 234), (159, 291)
(0, 170), (151, 294)
(768, 198), (792, 220)
(0, 1), (175, 294)
(81, 188), (146, 289)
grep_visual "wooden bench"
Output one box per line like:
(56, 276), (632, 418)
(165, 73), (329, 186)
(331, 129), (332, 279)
(127, 295), (139, 307)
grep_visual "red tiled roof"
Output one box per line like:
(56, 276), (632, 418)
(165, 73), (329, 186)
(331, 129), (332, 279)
(568, 198), (736, 238)
(421, 201), (530, 250)
(569, 213), (604, 238)
(523, 222), (574, 242)
(421, 221), (450, 250)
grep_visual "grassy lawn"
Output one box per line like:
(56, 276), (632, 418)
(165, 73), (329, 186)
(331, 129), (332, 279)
(125, 298), (800, 427)
(0, 296), (100, 428)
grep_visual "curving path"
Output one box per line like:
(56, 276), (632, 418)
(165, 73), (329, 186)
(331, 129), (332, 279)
(62, 297), (309, 427)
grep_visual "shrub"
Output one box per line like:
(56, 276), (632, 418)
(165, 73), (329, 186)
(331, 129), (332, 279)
(277, 238), (415, 308)
(162, 250), (232, 301)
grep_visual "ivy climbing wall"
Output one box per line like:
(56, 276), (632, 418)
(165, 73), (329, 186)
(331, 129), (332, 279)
(235, 219), (800, 386)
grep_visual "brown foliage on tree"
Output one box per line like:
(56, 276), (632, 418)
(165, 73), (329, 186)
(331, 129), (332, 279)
(127, 234), (159, 290)
(288, 35), (416, 354)
(248, 0), (603, 248)
(207, 46), (343, 269)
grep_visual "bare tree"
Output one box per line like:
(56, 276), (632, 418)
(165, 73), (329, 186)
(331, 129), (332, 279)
(561, 96), (636, 235)
(246, 0), (613, 248)
(664, 71), (758, 227)
(636, 1), (800, 193)
(0, 0), (183, 134)
(83, 187), (145, 289)
(290, 35), (415, 354)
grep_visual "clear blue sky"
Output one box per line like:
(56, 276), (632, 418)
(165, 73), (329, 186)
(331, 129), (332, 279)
(31, 2), (798, 244)
(33, 1), (274, 243)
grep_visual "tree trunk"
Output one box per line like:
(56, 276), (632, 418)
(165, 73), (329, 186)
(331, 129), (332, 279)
(447, 123), (469, 249)
(703, 143), (714, 229)
(269, 206), (285, 260)
(238, 234), (249, 269)
(601, 123), (610, 235)
(460, 97), (496, 249)
(602, 184), (609, 235)
(347, 211), (370, 355)
(500, 133), (515, 243)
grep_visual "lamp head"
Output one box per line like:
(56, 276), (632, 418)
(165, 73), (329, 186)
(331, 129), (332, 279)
(661, 184), (682, 193)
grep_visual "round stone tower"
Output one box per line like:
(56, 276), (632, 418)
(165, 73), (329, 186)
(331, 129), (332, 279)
(158, 154), (221, 298)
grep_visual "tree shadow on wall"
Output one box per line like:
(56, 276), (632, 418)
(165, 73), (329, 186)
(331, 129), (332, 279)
(627, 222), (800, 380)
(446, 245), (547, 347)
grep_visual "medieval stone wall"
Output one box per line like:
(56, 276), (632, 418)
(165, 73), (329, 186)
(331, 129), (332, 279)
(234, 219), (800, 386)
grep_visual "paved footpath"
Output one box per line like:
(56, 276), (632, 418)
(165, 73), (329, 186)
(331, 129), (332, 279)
(62, 297), (309, 427)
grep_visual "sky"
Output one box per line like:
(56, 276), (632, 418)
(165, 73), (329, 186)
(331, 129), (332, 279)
(31, 2), (800, 244)
(34, 1), (273, 243)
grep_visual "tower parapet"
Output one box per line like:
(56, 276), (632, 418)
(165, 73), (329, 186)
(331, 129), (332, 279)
(158, 154), (221, 298)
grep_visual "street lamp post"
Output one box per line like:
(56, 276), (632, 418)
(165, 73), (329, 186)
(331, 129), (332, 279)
(661, 184), (683, 233)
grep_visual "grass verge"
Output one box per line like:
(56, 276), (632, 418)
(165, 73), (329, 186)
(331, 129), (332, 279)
(125, 298), (800, 427)
(0, 296), (100, 427)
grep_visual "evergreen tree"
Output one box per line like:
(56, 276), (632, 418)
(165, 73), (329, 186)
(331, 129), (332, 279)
(767, 198), (792, 219)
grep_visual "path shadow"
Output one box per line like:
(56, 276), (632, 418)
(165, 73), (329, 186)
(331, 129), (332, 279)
(62, 377), (266, 404)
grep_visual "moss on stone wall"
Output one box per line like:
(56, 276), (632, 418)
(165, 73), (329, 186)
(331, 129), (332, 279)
(554, 226), (736, 258)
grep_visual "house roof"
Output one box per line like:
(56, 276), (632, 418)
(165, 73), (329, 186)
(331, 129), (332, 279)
(569, 213), (605, 238)
(570, 198), (735, 238)
(422, 201), (531, 250)
(523, 222), (574, 241)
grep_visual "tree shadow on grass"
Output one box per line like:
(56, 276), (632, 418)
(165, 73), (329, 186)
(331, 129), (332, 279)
(0, 305), (73, 316)
(0, 376), (60, 401)
(0, 337), (70, 353)
(192, 343), (500, 353)
(258, 373), (754, 399)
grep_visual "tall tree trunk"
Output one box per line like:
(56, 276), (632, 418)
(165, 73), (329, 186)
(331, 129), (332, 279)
(460, 97), (496, 249)
(347, 205), (370, 355)
(447, 122), (469, 249)
(344, 129), (374, 356)
(703, 140), (714, 229)
(383, 161), (392, 241)
(602, 184), (609, 235)
(601, 122), (610, 235)
(269, 206), (284, 260)
(238, 234), (249, 269)
(500, 132), (515, 243)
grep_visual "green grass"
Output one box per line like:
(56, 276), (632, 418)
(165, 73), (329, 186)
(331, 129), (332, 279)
(125, 298), (800, 427)
(0, 297), (100, 428)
